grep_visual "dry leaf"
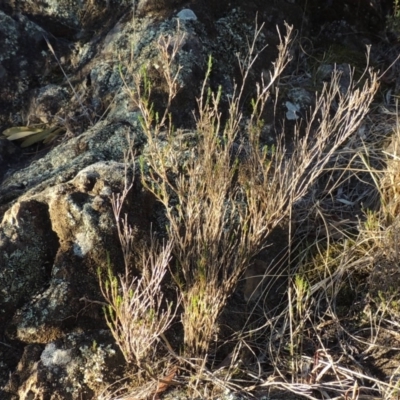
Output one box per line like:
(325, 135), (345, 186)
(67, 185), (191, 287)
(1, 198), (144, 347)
(2, 125), (65, 147)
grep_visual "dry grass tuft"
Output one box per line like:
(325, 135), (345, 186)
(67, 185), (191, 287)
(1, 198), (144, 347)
(98, 161), (177, 368)
(95, 18), (400, 400)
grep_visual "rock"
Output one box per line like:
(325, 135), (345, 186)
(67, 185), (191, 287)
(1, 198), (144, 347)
(3, 331), (123, 399)
(0, 139), (21, 183)
(0, 199), (59, 322)
(28, 85), (69, 125)
(0, 11), (51, 130)
(176, 9), (197, 21)
(136, 0), (185, 16)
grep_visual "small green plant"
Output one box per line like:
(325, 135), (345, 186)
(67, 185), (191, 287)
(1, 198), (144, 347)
(374, 288), (400, 319)
(287, 274), (311, 374)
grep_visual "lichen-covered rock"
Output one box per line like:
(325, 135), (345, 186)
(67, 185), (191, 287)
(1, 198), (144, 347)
(3, 331), (123, 400)
(0, 200), (59, 322)
(0, 159), (148, 339)
(0, 122), (136, 210)
(0, 11), (52, 129)
(0, 139), (21, 183)
(0, 159), (147, 396)
(136, 0), (185, 16)
(1, 0), (129, 37)
(28, 84), (70, 125)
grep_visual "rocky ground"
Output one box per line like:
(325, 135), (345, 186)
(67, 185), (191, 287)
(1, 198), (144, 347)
(0, 0), (400, 399)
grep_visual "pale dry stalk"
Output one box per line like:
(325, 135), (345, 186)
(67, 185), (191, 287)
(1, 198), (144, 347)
(98, 143), (176, 367)
(130, 23), (293, 359)
(99, 233), (175, 366)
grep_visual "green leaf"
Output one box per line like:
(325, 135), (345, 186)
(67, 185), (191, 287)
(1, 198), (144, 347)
(20, 128), (56, 148)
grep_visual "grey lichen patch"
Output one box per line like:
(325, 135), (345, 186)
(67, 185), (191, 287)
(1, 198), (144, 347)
(213, 8), (265, 74)
(118, 14), (206, 84)
(17, 0), (105, 33)
(41, 342), (72, 367)
(79, 343), (116, 387)
(36, 339), (83, 395)
(46, 0), (82, 26)
(9, 278), (76, 343)
(21, 331), (122, 398)
(0, 247), (44, 299)
(0, 12), (19, 62)
(86, 123), (133, 161)
(73, 232), (94, 257)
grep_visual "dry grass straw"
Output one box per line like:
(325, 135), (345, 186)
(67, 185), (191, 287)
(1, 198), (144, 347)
(101, 16), (386, 398)
(123, 15), (378, 367)
(124, 21), (295, 360)
(98, 153), (177, 369)
(244, 105), (400, 399)
(99, 233), (175, 366)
